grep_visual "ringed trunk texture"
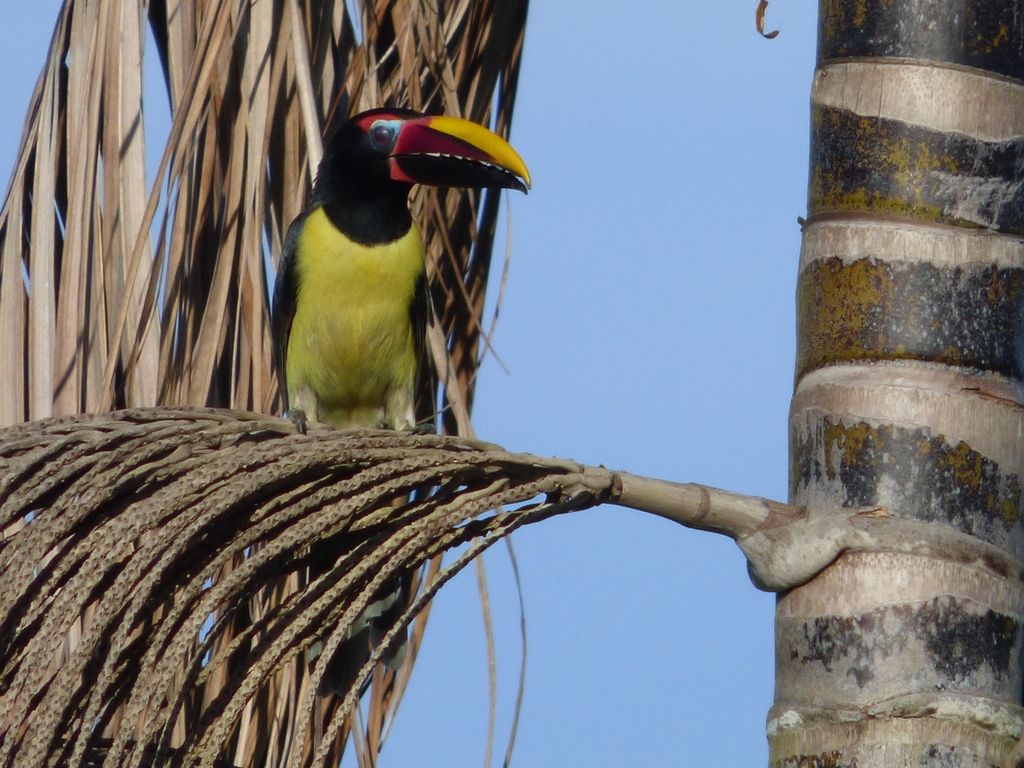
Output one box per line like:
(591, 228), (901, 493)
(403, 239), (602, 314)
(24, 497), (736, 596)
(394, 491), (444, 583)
(772, 2), (1024, 765)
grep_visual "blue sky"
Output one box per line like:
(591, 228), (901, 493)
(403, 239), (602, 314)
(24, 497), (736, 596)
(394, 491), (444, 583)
(0, 3), (816, 764)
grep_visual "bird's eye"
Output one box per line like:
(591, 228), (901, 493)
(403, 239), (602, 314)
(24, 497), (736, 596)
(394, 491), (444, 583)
(369, 121), (398, 151)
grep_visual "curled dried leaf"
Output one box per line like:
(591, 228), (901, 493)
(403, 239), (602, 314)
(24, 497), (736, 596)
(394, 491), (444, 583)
(756, 0), (780, 39)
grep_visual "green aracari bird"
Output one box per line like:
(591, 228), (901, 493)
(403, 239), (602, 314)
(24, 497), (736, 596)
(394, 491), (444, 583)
(272, 107), (530, 693)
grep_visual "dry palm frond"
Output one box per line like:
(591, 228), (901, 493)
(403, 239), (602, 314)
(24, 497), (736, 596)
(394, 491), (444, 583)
(1, 0), (528, 761)
(0, 409), (612, 767)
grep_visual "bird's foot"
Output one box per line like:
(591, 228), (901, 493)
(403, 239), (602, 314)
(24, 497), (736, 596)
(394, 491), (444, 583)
(409, 423), (435, 435)
(287, 408), (308, 434)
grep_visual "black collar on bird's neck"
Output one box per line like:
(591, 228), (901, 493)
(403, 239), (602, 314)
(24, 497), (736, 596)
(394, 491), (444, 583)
(313, 175), (413, 246)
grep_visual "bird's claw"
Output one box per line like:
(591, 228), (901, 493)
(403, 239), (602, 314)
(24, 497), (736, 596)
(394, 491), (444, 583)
(287, 408), (308, 434)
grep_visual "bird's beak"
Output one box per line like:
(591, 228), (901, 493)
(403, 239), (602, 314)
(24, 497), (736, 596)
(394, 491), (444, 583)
(389, 115), (531, 193)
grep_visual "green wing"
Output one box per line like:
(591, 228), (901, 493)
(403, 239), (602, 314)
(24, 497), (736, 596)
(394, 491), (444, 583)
(271, 211), (307, 412)
(411, 270), (437, 431)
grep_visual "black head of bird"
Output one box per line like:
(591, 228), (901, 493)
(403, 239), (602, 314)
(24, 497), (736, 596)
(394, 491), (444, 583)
(309, 108), (531, 245)
(326, 107), (530, 191)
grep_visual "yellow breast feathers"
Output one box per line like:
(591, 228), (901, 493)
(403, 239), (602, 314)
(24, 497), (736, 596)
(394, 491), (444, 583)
(285, 207), (424, 429)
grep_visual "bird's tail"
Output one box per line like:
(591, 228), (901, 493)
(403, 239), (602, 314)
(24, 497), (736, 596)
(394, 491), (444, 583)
(310, 572), (411, 696)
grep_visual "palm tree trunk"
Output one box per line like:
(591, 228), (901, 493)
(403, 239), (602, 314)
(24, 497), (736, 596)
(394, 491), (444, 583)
(773, 1), (1024, 764)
